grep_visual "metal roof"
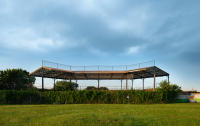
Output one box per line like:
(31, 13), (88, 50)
(30, 66), (169, 80)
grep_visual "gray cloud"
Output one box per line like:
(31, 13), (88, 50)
(0, 0), (200, 89)
(1, 0), (198, 53)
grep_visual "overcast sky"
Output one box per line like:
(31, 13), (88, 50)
(0, 0), (200, 90)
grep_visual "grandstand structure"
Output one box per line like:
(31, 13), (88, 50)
(30, 60), (169, 90)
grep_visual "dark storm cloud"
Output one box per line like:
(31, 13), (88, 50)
(1, 0), (199, 56)
(0, 0), (200, 89)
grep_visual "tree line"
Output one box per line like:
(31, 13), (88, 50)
(0, 69), (109, 91)
(0, 69), (182, 104)
(0, 69), (35, 90)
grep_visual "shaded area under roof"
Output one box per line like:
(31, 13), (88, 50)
(30, 66), (169, 80)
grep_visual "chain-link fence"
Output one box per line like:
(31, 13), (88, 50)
(42, 60), (155, 71)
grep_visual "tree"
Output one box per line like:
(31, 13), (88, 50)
(85, 86), (109, 90)
(157, 80), (182, 102)
(54, 81), (78, 91)
(99, 87), (109, 90)
(85, 86), (97, 90)
(0, 69), (35, 90)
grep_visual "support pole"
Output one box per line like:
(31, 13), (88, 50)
(131, 74), (134, 90)
(126, 78), (128, 90)
(76, 79), (78, 89)
(42, 60), (44, 91)
(121, 79), (123, 90)
(42, 77), (44, 91)
(142, 78), (144, 90)
(98, 79), (100, 89)
(97, 71), (100, 89)
(54, 78), (56, 91)
(153, 74), (156, 91)
(70, 73), (72, 84)
(167, 75), (170, 84)
(131, 79), (134, 90)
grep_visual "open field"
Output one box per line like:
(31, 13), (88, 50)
(0, 103), (200, 126)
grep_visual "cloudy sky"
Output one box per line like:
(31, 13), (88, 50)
(0, 0), (200, 90)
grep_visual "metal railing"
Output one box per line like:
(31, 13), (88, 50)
(42, 60), (155, 71)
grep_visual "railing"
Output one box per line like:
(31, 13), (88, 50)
(42, 60), (155, 71)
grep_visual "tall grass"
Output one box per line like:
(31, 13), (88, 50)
(0, 104), (200, 126)
(0, 90), (165, 104)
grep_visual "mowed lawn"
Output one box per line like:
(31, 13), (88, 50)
(0, 103), (200, 126)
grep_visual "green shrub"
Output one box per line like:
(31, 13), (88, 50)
(156, 80), (182, 103)
(85, 86), (97, 90)
(85, 86), (109, 91)
(0, 69), (35, 90)
(0, 90), (41, 104)
(54, 81), (78, 91)
(0, 89), (170, 104)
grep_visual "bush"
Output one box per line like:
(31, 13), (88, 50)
(85, 86), (109, 90)
(99, 87), (109, 90)
(54, 81), (78, 91)
(0, 90), (164, 104)
(85, 86), (97, 90)
(0, 69), (35, 90)
(156, 80), (182, 103)
(0, 81), (182, 104)
(0, 90), (42, 104)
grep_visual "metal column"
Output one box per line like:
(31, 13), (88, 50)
(98, 79), (100, 89)
(131, 74), (134, 90)
(142, 78), (144, 90)
(54, 78), (56, 91)
(126, 74), (128, 90)
(98, 66), (100, 89)
(153, 74), (156, 90)
(42, 60), (44, 91)
(167, 75), (170, 83)
(121, 79), (123, 90)
(131, 79), (134, 90)
(126, 79), (128, 90)
(42, 77), (44, 91)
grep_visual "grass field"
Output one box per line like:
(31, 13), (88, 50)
(0, 103), (200, 126)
